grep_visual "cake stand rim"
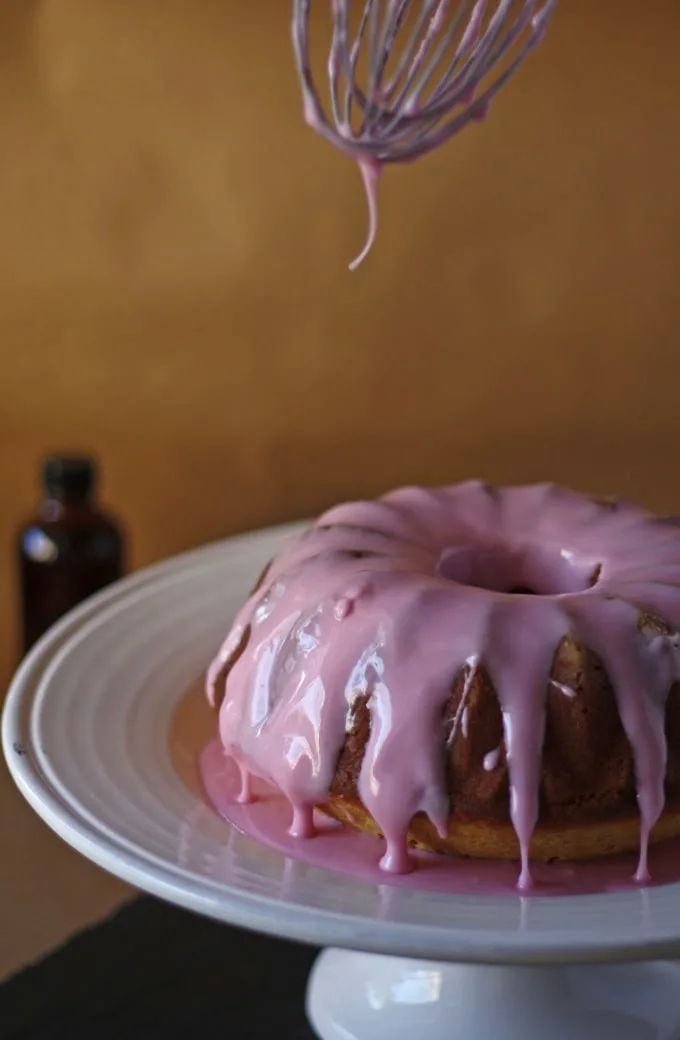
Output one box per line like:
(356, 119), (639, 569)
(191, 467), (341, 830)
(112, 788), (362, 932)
(3, 525), (680, 968)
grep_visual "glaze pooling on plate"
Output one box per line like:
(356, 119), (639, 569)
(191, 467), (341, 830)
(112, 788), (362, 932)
(207, 482), (680, 889)
(196, 736), (680, 899)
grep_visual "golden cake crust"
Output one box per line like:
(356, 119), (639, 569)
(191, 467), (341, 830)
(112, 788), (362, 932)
(328, 630), (680, 855)
(322, 797), (680, 862)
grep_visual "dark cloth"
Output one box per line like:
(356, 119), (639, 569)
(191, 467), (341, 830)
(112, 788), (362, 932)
(0, 896), (318, 1039)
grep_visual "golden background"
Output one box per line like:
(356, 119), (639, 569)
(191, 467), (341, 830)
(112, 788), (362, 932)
(1, 0), (679, 685)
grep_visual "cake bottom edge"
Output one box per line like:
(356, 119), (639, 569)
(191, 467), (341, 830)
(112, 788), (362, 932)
(320, 797), (680, 863)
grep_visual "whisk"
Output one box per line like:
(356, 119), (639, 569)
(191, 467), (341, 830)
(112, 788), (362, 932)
(292, 0), (557, 268)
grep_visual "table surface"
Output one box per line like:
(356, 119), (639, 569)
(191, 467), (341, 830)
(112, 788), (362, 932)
(0, 894), (319, 1039)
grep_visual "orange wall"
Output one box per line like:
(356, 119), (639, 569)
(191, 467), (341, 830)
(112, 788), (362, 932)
(1, 0), (680, 684)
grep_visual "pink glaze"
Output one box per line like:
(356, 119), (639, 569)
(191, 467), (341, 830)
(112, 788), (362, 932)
(200, 739), (680, 899)
(207, 482), (680, 891)
(348, 156), (382, 272)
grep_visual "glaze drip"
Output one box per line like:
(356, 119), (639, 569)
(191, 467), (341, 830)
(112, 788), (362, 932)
(208, 482), (680, 889)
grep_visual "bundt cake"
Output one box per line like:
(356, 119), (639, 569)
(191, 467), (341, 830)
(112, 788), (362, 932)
(207, 482), (680, 889)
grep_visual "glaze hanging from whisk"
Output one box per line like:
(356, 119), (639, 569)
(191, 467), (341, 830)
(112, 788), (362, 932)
(292, 0), (557, 269)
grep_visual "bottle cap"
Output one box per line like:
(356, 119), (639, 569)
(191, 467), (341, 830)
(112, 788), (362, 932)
(42, 455), (97, 501)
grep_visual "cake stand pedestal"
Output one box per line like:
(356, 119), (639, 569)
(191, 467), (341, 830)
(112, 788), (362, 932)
(3, 530), (680, 1040)
(307, 951), (680, 1039)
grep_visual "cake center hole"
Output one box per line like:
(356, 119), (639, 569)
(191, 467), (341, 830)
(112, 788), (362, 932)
(436, 544), (600, 596)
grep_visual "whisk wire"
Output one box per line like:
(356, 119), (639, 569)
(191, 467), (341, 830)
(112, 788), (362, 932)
(375, 1), (433, 103)
(292, 0), (557, 267)
(344, 2), (372, 126)
(378, 0), (413, 93)
(382, 1), (475, 137)
(399, 1), (472, 109)
(294, 0), (556, 162)
(428, 3), (533, 114)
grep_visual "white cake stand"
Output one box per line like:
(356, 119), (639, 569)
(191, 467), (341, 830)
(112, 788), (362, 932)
(3, 525), (680, 1040)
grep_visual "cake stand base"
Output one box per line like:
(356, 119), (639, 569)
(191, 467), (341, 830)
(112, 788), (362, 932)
(307, 951), (680, 1040)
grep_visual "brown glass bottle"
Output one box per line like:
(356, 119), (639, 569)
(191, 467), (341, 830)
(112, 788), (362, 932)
(17, 455), (125, 657)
